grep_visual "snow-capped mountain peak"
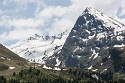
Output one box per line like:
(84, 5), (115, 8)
(10, 29), (69, 64)
(45, 7), (125, 73)
(83, 7), (124, 28)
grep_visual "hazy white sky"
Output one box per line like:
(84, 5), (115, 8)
(0, 0), (125, 46)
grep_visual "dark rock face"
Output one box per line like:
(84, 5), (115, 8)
(47, 7), (125, 73)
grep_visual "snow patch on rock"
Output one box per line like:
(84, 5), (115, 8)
(9, 67), (15, 69)
(43, 65), (52, 70)
(53, 67), (61, 71)
(55, 58), (61, 66)
(88, 65), (93, 70)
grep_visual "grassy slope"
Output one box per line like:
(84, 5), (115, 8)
(0, 44), (32, 76)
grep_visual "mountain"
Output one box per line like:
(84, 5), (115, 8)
(9, 7), (125, 74)
(46, 7), (125, 73)
(0, 43), (30, 75)
(9, 30), (69, 65)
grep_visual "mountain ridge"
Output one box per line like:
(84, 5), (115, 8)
(9, 29), (69, 64)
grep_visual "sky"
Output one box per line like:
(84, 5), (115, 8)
(0, 0), (125, 46)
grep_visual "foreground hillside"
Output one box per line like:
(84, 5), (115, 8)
(0, 44), (31, 76)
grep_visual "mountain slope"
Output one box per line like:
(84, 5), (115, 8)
(47, 7), (125, 73)
(0, 44), (30, 75)
(10, 30), (69, 65)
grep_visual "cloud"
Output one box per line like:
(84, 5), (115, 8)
(120, 9), (125, 17)
(0, 9), (5, 15)
(0, 4), (68, 29)
(2, 0), (45, 15)
(49, 18), (74, 35)
(37, 6), (68, 19)
(48, 0), (123, 35)
(0, 15), (11, 28)
(44, 0), (71, 7)
(117, 0), (125, 18)
(70, 0), (121, 18)
(0, 28), (42, 44)
(0, 0), (125, 46)
(3, 0), (44, 7)
(7, 28), (42, 40)
(8, 18), (43, 28)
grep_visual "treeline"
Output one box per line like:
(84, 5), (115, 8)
(0, 67), (125, 83)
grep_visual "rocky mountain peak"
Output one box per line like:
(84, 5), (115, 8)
(46, 7), (125, 73)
